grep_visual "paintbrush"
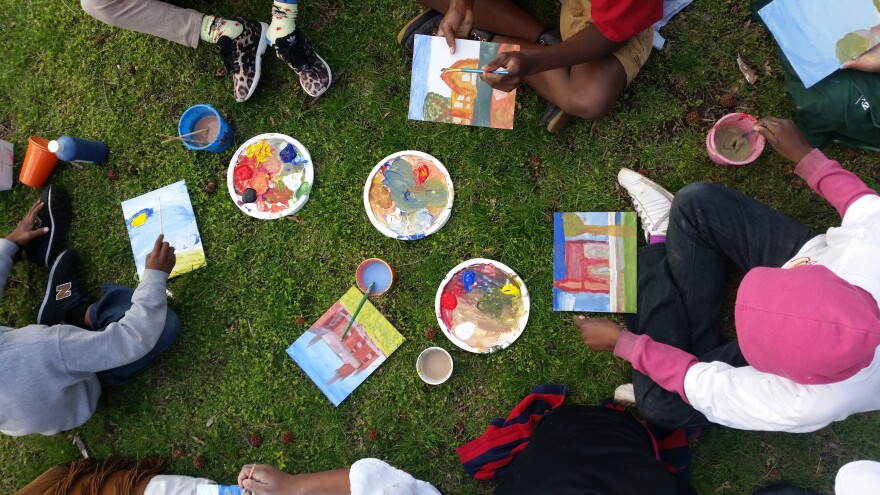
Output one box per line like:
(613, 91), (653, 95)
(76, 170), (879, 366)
(158, 197), (164, 235)
(741, 122), (770, 138)
(341, 282), (375, 341)
(441, 68), (510, 75)
(244, 463), (256, 495)
(159, 129), (206, 145)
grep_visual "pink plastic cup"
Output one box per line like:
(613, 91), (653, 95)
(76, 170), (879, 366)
(706, 113), (766, 166)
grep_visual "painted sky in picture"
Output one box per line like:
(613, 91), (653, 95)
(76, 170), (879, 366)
(553, 212), (637, 313)
(121, 180), (206, 279)
(409, 35), (519, 129)
(759, 0), (880, 87)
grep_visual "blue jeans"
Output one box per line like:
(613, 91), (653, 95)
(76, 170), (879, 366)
(625, 182), (817, 429)
(88, 282), (180, 387)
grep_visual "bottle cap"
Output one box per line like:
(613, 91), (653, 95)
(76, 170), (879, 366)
(47, 140), (63, 153)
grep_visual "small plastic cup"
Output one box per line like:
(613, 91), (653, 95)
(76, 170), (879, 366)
(706, 113), (765, 166)
(416, 347), (453, 385)
(19, 137), (59, 188)
(356, 258), (396, 295)
(177, 104), (234, 152)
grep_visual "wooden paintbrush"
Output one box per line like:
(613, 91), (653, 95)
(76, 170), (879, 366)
(441, 68), (510, 75)
(341, 282), (375, 341)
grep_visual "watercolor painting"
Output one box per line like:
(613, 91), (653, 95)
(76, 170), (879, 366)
(553, 212), (637, 313)
(227, 133), (314, 219)
(197, 485), (244, 495)
(287, 287), (405, 406)
(409, 35), (519, 129)
(121, 180), (206, 280)
(364, 151), (454, 240)
(759, 0), (880, 87)
(435, 259), (530, 353)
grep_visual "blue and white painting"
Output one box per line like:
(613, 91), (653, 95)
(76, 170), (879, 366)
(121, 180), (206, 279)
(759, 0), (880, 88)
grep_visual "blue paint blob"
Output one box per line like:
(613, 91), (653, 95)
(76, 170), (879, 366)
(403, 190), (414, 201)
(462, 270), (476, 293)
(361, 261), (393, 294)
(280, 143), (298, 163)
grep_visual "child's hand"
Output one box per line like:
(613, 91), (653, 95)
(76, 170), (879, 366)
(144, 234), (176, 274)
(753, 117), (814, 164)
(4, 200), (48, 247)
(238, 464), (297, 495)
(437, 0), (474, 55)
(481, 51), (529, 92)
(574, 316), (622, 352)
(843, 44), (880, 73)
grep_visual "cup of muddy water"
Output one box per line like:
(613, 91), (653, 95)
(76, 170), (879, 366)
(706, 112), (765, 166)
(178, 104), (234, 152)
(417, 347), (453, 385)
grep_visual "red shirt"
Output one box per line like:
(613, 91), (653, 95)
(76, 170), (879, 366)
(591, 0), (663, 43)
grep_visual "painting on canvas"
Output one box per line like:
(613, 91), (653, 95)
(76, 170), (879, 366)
(759, 0), (880, 88)
(121, 180), (207, 279)
(408, 34), (519, 129)
(553, 212), (637, 313)
(287, 287), (405, 407)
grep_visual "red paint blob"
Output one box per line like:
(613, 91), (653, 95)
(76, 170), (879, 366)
(440, 293), (458, 310)
(416, 164), (430, 185)
(234, 164), (253, 181)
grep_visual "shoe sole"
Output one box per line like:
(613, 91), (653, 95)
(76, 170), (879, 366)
(542, 105), (572, 134)
(37, 250), (70, 325)
(397, 10), (437, 49)
(241, 22), (269, 103)
(301, 53), (333, 98)
(618, 169), (674, 202)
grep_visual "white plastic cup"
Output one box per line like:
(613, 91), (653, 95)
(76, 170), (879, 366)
(416, 347), (453, 385)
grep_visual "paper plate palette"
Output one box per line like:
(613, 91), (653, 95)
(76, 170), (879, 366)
(364, 151), (453, 240)
(227, 133), (314, 219)
(435, 258), (530, 354)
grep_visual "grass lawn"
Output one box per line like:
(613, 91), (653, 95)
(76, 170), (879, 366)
(1, 0), (878, 493)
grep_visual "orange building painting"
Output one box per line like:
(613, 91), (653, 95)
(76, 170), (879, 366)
(304, 304), (381, 385)
(439, 58), (479, 125)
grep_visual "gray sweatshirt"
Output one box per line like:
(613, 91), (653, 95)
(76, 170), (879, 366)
(0, 239), (169, 436)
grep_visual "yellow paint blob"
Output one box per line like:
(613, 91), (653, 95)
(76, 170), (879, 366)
(130, 212), (148, 228)
(500, 283), (520, 297)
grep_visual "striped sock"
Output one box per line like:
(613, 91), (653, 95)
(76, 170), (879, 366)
(268, 0), (299, 46)
(199, 15), (244, 44)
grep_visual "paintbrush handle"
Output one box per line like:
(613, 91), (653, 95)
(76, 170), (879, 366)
(442, 68), (510, 75)
(340, 282), (374, 340)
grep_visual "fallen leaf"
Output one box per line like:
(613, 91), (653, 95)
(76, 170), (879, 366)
(737, 54), (759, 84)
(190, 435), (206, 446)
(763, 61), (773, 77)
(205, 416), (215, 428)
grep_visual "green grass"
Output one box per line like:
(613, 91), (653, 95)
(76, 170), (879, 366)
(1, 0), (879, 493)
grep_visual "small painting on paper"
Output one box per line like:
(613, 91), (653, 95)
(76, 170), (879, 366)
(121, 180), (206, 279)
(287, 287), (405, 407)
(364, 151), (454, 240)
(409, 35), (519, 129)
(553, 212), (637, 313)
(759, 0), (880, 88)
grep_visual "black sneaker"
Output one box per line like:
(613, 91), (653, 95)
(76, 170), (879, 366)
(37, 250), (91, 326)
(542, 104), (572, 133)
(23, 185), (71, 267)
(274, 28), (332, 98)
(397, 10), (494, 55)
(218, 18), (268, 102)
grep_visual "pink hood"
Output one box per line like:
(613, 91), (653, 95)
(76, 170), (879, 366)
(736, 265), (880, 385)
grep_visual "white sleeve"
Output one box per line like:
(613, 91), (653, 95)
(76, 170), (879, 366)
(683, 362), (855, 432)
(835, 461), (880, 495)
(144, 475), (216, 495)
(350, 459), (441, 495)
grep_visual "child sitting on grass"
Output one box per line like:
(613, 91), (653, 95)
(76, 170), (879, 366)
(0, 186), (179, 436)
(576, 117), (880, 432)
(398, 0), (661, 132)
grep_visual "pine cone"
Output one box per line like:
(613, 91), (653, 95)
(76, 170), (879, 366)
(248, 432), (263, 447)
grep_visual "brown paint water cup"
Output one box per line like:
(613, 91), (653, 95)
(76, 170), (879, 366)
(19, 137), (59, 188)
(706, 113), (765, 166)
(417, 347), (453, 385)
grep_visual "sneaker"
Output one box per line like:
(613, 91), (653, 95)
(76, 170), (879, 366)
(614, 383), (636, 407)
(537, 28), (562, 46)
(397, 10), (494, 55)
(273, 28), (332, 98)
(23, 185), (71, 267)
(542, 104), (572, 133)
(37, 250), (91, 326)
(617, 168), (674, 241)
(217, 18), (269, 102)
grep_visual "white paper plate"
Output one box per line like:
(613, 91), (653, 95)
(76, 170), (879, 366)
(435, 258), (530, 354)
(364, 151), (453, 240)
(227, 133), (314, 220)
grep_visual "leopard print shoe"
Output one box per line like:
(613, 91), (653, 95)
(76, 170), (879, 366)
(273, 28), (332, 98)
(217, 18), (268, 102)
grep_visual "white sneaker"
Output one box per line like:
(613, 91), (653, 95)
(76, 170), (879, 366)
(614, 383), (636, 406)
(617, 168), (674, 241)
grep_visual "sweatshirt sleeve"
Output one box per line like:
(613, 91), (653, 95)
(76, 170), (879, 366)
(796, 149), (877, 218)
(58, 269), (170, 373)
(0, 239), (17, 303)
(613, 330), (698, 404)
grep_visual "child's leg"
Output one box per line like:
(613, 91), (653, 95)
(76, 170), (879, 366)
(87, 283), (181, 387)
(665, 182), (816, 356)
(80, 0), (206, 48)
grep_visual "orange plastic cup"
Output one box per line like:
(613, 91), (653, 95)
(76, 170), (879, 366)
(19, 137), (59, 188)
